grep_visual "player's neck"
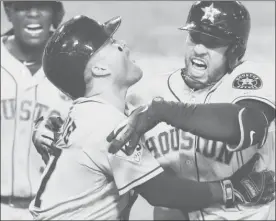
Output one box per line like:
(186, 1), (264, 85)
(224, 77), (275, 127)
(5, 36), (45, 64)
(104, 87), (128, 113)
(88, 86), (128, 113)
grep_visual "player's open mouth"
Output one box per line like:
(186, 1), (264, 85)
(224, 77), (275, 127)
(24, 24), (43, 35)
(191, 57), (207, 70)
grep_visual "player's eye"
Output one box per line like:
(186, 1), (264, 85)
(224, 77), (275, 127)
(110, 38), (124, 52)
(12, 2), (50, 12)
(12, 2), (30, 11)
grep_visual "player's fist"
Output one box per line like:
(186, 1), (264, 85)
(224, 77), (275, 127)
(223, 153), (275, 207)
(106, 98), (162, 154)
(32, 116), (64, 164)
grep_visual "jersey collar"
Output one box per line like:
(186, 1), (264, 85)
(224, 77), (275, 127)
(167, 68), (228, 102)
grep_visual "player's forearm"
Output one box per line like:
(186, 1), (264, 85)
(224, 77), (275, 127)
(134, 171), (223, 212)
(151, 98), (269, 151)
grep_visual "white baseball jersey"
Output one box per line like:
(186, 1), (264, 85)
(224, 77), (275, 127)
(29, 96), (163, 220)
(127, 61), (275, 220)
(1, 36), (72, 199)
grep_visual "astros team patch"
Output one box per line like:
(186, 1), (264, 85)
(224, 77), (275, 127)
(233, 73), (262, 90)
(115, 143), (143, 164)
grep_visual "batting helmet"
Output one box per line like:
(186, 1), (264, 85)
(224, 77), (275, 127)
(43, 15), (121, 99)
(2, 1), (64, 35)
(180, 1), (251, 71)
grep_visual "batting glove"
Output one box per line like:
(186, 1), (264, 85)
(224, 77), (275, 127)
(106, 98), (162, 154)
(32, 116), (64, 164)
(221, 153), (275, 207)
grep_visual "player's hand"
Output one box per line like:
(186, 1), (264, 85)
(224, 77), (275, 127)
(106, 100), (161, 154)
(224, 153), (275, 206)
(32, 116), (64, 164)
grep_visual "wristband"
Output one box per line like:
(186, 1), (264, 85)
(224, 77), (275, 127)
(221, 179), (235, 208)
(149, 97), (165, 121)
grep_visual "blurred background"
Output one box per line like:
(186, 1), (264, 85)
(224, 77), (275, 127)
(1, 1), (275, 74)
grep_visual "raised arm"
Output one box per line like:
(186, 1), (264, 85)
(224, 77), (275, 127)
(106, 97), (274, 154)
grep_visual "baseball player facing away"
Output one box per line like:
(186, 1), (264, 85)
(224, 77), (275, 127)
(28, 15), (275, 220)
(107, 1), (276, 220)
(1, 1), (71, 220)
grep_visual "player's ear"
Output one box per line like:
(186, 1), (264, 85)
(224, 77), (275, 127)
(90, 63), (111, 78)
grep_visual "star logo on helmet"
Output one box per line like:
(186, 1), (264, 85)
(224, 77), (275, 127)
(201, 3), (221, 24)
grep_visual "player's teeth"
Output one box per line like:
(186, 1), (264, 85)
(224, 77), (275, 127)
(191, 58), (207, 70)
(24, 28), (43, 35)
(27, 24), (41, 29)
(192, 58), (205, 66)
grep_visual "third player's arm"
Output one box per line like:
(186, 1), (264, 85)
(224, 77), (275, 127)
(133, 153), (274, 211)
(149, 97), (275, 151)
(134, 171), (223, 212)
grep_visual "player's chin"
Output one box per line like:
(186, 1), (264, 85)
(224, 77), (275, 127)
(21, 32), (50, 48)
(127, 73), (142, 88)
(184, 74), (208, 90)
(135, 68), (143, 82)
(130, 64), (143, 81)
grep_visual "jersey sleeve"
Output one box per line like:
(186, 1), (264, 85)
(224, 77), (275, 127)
(230, 61), (275, 109)
(107, 141), (163, 195)
(222, 61), (275, 152)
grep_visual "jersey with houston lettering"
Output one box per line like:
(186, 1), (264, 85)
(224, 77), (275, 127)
(127, 61), (275, 220)
(29, 96), (163, 220)
(1, 36), (72, 198)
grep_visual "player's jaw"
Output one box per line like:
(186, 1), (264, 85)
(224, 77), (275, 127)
(8, 2), (54, 47)
(107, 39), (143, 87)
(125, 53), (143, 87)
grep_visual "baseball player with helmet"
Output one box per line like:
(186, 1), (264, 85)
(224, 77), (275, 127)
(28, 14), (275, 220)
(106, 1), (276, 220)
(1, 1), (71, 220)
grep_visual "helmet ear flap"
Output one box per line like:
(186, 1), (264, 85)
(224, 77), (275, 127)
(52, 3), (65, 29)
